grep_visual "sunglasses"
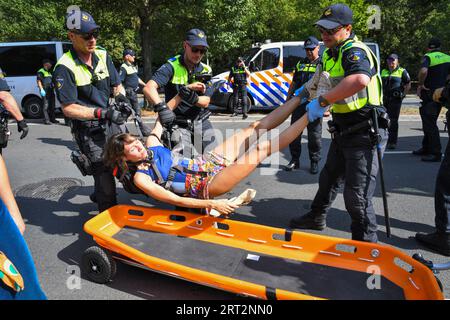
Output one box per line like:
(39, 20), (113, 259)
(72, 30), (99, 40)
(187, 43), (207, 54)
(317, 25), (344, 35)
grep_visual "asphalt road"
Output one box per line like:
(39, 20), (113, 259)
(2, 111), (449, 300)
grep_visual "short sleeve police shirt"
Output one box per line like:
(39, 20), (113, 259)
(53, 50), (120, 107)
(151, 62), (174, 89)
(341, 47), (373, 78)
(0, 78), (9, 92)
(402, 69), (411, 85)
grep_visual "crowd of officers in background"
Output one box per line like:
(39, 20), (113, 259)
(0, 5), (449, 254)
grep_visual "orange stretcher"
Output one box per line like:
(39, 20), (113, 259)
(82, 205), (444, 300)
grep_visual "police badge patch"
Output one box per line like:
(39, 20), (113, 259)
(55, 77), (64, 90)
(347, 50), (363, 62)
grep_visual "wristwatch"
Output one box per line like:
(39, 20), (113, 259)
(318, 95), (330, 107)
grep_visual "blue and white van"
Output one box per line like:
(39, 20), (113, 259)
(0, 41), (71, 118)
(211, 40), (380, 112)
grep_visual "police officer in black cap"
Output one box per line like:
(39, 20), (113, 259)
(414, 38), (450, 162)
(381, 53), (411, 149)
(284, 36), (322, 174)
(289, 3), (387, 243)
(0, 70), (29, 154)
(119, 49), (151, 136)
(229, 56), (250, 119)
(144, 28), (215, 157)
(53, 10), (127, 212)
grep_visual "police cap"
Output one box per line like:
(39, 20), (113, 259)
(315, 3), (353, 29)
(123, 49), (135, 57)
(304, 36), (319, 49)
(66, 10), (99, 33)
(428, 38), (441, 50)
(185, 29), (209, 48)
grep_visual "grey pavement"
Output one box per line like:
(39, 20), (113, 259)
(2, 111), (449, 300)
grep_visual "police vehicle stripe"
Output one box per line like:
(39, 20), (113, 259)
(248, 84), (269, 106)
(261, 82), (284, 103)
(272, 82), (288, 98)
(250, 83), (277, 106)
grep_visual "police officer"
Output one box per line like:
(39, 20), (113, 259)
(284, 36), (322, 174)
(381, 53), (411, 149)
(37, 59), (59, 125)
(0, 69), (29, 155)
(228, 57), (250, 119)
(144, 28), (215, 157)
(416, 76), (450, 256)
(119, 49), (151, 136)
(414, 38), (450, 162)
(289, 3), (388, 243)
(53, 10), (127, 212)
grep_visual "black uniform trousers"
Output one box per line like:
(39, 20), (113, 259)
(309, 125), (388, 243)
(419, 92), (443, 155)
(289, 102), (322, 163)
(42, 87), (56, 123)
(73, 122), (117, 212)
(232, 83), (248, 116)
(125, 87), (150, 135)
(435, 110), (450, 233)
(383, 96), (403, 145)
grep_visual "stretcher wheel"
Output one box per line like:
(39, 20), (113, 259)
(82, 246), (117, 284)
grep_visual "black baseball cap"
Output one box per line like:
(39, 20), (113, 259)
(67, 10), (99, 33)
(123, 49), (135, 57)
(315, 3), (353, 29)
(387, 53), (398, 60)
(304, 36), (319, 49)
(185, 29), (209, 48)
(428, 37), (441, 49)
(42, 59), (52, 65)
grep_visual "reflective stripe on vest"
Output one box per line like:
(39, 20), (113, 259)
(55, 49), (110, 87)
(38, 68), (52, 78)
(296, 61), (317, 73)
(425, 52), (450, 68)
(322, 39), (382, 114)
(121, 63), (138, 75)
(167, 55), (212, 85)
(231, 66), (246, 74)
(381, 67), (404, 79)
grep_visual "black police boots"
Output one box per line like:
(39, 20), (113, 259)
(421, 153), (442, 162)
(310, 161), (319, 174)
(412, 148), (428, 156)
(415, 232), (450, 256)
(289, 211), (326, 231)
(284, 159), (300, 171)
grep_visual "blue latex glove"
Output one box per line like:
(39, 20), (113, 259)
(293, 85), (304, 97)
(40, 88), (46, 97)
(306, 98), (326, 122)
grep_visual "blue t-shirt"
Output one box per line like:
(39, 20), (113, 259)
(137, 146), (187, 194)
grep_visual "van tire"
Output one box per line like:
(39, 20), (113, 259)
(23, 96), (43, 119)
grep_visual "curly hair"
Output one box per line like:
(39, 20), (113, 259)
(103, 133), (136, 171)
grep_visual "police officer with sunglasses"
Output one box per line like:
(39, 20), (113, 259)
(144, 29), (215, 157)
(53, 10), (127, 212)
(289, 3), (387, 243)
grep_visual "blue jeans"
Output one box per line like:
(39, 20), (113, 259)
(0, 199), (46, 300)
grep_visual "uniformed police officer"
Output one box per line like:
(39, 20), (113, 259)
(381, 53), (411, 149)
(53, 10), (127, 212)
(37, 59), (59, 125)
(414, 38), (450, 162)
(289, 3), (388, 243)
(284, 36), (322, 174)
(228, 57), (250, 119)
(0, 69), (29, 155)
(144, 28), (215, 157)
(416, 76), (450, 256)
(119, 49), (151, 136)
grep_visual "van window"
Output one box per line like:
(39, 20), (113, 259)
(283, 45), (306, 73)
(252, 48), (280, 72)
(0, 44), (57, 77)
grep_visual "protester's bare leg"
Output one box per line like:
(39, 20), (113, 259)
(211, 96), (302, 162)
(209, 113), (309, 197)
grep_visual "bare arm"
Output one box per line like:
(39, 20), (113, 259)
(134, 173), (238, 214)
(0, 154), (25, 234)
(0, 91), (25, 122)
(145, 117), (164, 148)
(61, 103), (97, 120)
(143, 80), (163, 105)
(322, 74), (370, 104)
(37, 79), (44, 90)
(113, 84), (126, 97)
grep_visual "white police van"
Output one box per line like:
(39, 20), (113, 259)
(0, 41), (71, 118)
(211, 40), (380, 112)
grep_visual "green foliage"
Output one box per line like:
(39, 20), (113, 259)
(0, 0), (449, 80)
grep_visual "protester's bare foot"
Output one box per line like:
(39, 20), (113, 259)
(209, 189), (257, 217)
